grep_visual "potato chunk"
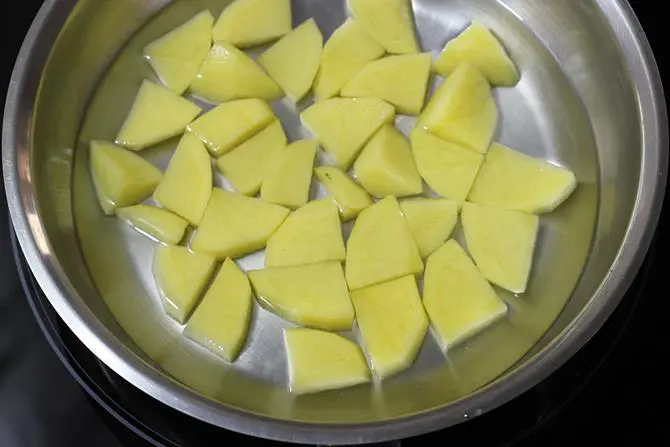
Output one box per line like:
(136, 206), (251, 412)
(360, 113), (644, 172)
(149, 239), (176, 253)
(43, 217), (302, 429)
(249, 261), (355, 331)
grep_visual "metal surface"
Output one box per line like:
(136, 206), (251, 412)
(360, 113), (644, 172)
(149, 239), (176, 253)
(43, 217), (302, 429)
(3, 0), (667, 444)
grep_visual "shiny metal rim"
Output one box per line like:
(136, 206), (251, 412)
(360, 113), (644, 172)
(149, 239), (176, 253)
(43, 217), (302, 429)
(3, 0), (667, 444)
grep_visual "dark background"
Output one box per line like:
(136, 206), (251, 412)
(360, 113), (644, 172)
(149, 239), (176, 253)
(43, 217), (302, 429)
(1, 1), (667, 446)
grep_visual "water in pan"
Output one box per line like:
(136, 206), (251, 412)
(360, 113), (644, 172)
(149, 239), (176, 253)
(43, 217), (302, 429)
(72, 0), (598, 423)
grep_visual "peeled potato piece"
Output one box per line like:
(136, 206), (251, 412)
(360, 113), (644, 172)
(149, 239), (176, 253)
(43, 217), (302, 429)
(301, 97), (395, 169)
(354, 125), (422, 198)
(410, 128), (483, 202)
(188, 98), (275, 156)
(435, 21), (519, 87)
(115, 80), (201, 151)
(284, 328), (370, 395)
(341, 53), (433, 116)
(258, 19), (323, 103)
(191, 188), (289, 259)
(89, 140), (163, 215)
(351, 275), (428, 379)
(346, 196), (423, 291)
(185, 259), (253, 362)
(153, 245), (216, 324)
(144, 10), (214, 95)
(423, 240), (507, 351)
(190, 42), (283, 103)
(468, 143), (578, 213)
(216, 121), (287, 196)
(117, 205), (188, 245)
(400, 198), (459, 258)
(349, 0), (420, 54)
(154, 133), (212, 226)
(419, 64), (498, 154)
(265, 200), (345, 268)
(461, 202), (539, 293)
(212, 0), (292, 48)
(249, 261), (355, 331)
(313, 18), (385, 101)
(260, 140), (317, 209)
(314, 166), (373, 221)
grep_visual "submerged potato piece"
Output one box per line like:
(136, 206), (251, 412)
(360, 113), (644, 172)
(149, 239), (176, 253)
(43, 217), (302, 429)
(345, 196), (423, 291)
(461, 202), (539, 293)
(115, 80), (201, 151)
(260, 140), (317, 209)
(354, 125), (422, 198)
(410, 128), (483, 202)
(249, 261), (355, 331)
(400, 198), (459, 258)
(185, 259), (253, 362)
(257, 19), (324, 102)
(216, 121), (287, 196)
(187, 98), (275, 156)
(467, 143), (578, 213)
(351, 276), (428, 379)
(284, 328), (370, 395)
(349, 0), (420, 54)
(191, 188), (289, 259)
(89, 140), (163, 215)
(314, 166), (372, 221)
(341, 53), (432, 115)
(212, 0), (292, 48)
(423, 240), (507, 351)
(144, 10), (214, 94)
(313, 18), (385, 101)
(265, 200), (345, 268)
(117, 205), (188, 245)
(419, 64), (498, 154)
(435, 21), (519, 87)
(153, 245), (216, 323)
(301, 97), (395, 169)
(153, 133), (212, 226)
(190, 42), (283, 103)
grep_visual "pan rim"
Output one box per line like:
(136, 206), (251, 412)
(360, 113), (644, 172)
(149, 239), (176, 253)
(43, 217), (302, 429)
(3, 0), (667, 444)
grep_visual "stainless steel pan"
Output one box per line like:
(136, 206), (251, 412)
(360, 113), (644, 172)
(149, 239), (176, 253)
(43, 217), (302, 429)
(3, 0), (667, 444)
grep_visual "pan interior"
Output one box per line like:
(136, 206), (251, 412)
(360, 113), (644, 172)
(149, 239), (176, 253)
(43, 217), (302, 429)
(66, 0), (605, 423)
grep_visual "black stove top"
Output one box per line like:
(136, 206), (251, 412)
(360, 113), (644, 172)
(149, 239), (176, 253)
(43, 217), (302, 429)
(1, 1), (667, 446)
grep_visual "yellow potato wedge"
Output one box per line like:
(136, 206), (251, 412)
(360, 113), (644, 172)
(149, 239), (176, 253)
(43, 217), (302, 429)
(190, 42), (283, 103)
(345, 196), (423, 290)
(284, 328), (370, 395)
(144, 10), (214, 94)
(212, 0), (292, 48)
(115, 80), (201, 151)
(153, 133), (212, 226)
(354, 125), (422, 198)
(191, 188), (289, 259)
(89, 140), (162, 215)
(249, 261), (355, 331)
(400, 198), (459, 258)
(185, 258), (253, 362)
(423, 240), (507, 351)
(351, 275), (428, 379)
(258, 19), (323, 102)
(260, 140), (317, 209)
(153, 245), (216, 324)
(467, 143), (578, 213)
(265, 200), (345, 268)
(341, 53), (432, 115)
